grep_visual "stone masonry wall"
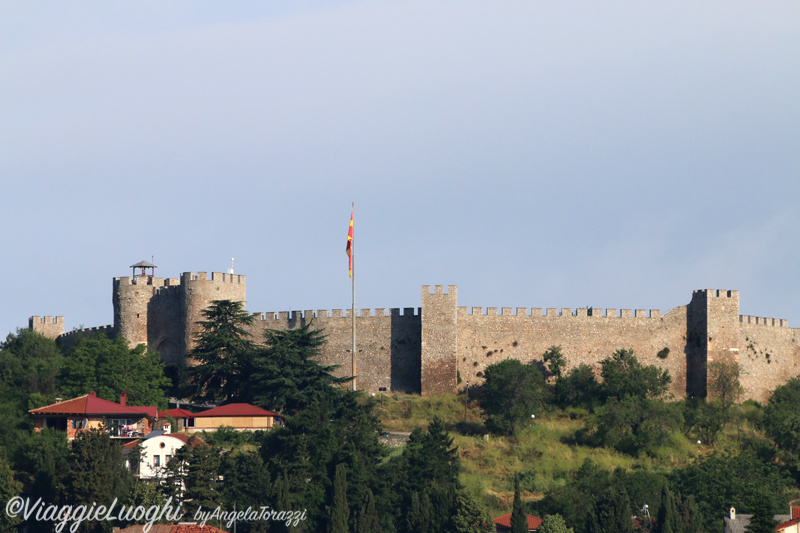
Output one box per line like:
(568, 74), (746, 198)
(34, 270), (800, 402)
(248, 308), (421, 393)
(456, 305), (689, 397)
(739, 316), (800, 403)
(29, 315), (64, 339)
(421, 286), (459, 396)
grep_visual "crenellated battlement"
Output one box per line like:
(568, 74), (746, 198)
(113, 276), (181, 287)
(181, 271), (245, 284)
(31, 266), (799, 402)
(30, 315), (63, 325)
(254, 307), (420, 321)
(423, 285), (457, 295)
(740, 315), (789, 327)
(456, 306), (662, 318)
(693, 289), (740, 299)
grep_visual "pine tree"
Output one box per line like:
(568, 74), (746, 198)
(747, 493), (779, 533)
(355, 488), (379, 533)
(589, 486), (633, 533)
(511, 476), (528, 533)
(653, 482), (678, 533)
(329, 464), (349, 533)
(183, 299), (255, 403)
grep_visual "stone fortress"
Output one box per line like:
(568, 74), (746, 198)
(30, 265), (800, 403)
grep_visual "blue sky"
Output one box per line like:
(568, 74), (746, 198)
(2, 1), (799, 338)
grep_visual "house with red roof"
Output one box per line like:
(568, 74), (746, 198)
(29, 391), (158, 441)
(493, 512), (543, 532)
(159, 408), (196, 432)
(189, 403), (283, 433)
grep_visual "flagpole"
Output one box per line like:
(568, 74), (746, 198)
(351, 202), (357, 391)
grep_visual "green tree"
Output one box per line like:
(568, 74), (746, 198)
(764, 376), (800, 476)
(452, 490), (494, 533)
(329, 463), (349, 533)
(653, 482), (678, 533)
(510, 477), (527, 533)
(60, 335), (169, 408)
(0, 454), (22, 533)
(587, 397), (683, 456)
(407, 491), (432, 533)
(260, 390), (387, 532)
(553, 363), (603, 410)
(587, 486), (633, 533)
(600, 349), (671, 401)
(63, 429), (136, 532)
(543, 346), (566, 380)
(247, 325), (350, 413)
(672, 451), (789, 532)
(390, 417), (461, 532)
(538, 514), (573, 533)
(355, 488), (380, 533)
(747, 492), (779, 533)
(480, 359), (549, 435)
(183, 299), (255, 403)
(675, 493), (702, 533)
(0, 329), (62, 454)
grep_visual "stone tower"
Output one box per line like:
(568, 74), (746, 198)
(420, 285), (458, 395)
(686, 289), (740, 397)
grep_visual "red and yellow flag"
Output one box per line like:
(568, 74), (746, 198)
(346, 210), (353, 279)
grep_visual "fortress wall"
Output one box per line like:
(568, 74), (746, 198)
(456, 306), (690, 397)
(148, 284), (184, 366)
(182, 272), (246, 358)
(738, 319), (800, 403)
(113, 276), (162, 347)
(421, 286), (459, 395)
(29, 315), (64, 339)
(248, 308), (421, 393)
(56, 324), (116, 351)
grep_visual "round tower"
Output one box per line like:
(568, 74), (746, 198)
(181, 271), (247, 358)
(113, 261), (161, 347)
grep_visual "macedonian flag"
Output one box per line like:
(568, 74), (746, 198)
(346, 209), (353, 279)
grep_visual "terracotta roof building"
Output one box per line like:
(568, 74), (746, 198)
(189, 403), (283, 433)
(29, 391), (157, 441)
(493, 512), (543, 532)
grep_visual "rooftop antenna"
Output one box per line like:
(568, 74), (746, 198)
(228, 257), (234, 275)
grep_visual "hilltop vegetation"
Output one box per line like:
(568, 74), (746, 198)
(1, 301), (799, 533)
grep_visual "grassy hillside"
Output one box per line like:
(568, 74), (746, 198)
(375, 392), (773, 518)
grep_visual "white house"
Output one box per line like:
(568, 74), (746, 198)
(125, 430), (202, 479)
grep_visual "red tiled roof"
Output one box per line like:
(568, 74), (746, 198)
(29, 391), (157, 417)
(792, 506), (800, 520)
(159, 408), (195, 418)
(494, 512), (543, 530)
(123, 440), (141, 450)
(194, 403), (282, 418)
(777, 517), (800, 531)
(167, 434), (206, 448)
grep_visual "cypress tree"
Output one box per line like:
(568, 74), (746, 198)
(356, 488), (379, 533)
(653, 482), (678, 533)
(676, 493), (702, 533)
(511, 476), (528, 533)
(329, 464), (349, 533)
(589, 486), (633, 533)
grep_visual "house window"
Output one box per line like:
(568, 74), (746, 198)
(187, 418), (195, 428)
(154, 455), (161, 467)
(166, 455), (172, 464)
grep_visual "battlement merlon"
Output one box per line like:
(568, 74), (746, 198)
(29, 315), (65, 340)
(114, 276), (180, 287)
(180, 272), (246, 284)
